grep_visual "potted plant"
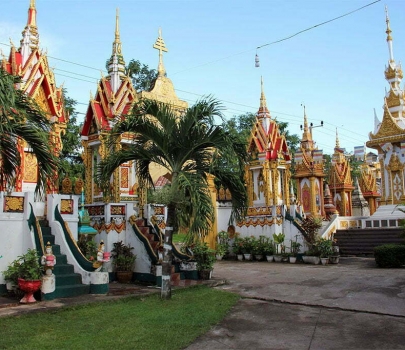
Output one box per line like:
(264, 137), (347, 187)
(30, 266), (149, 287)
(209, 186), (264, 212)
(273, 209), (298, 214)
(273, 233), (285, 262)
(111, 241), (136, 283)
(192, 241), (216, 279)
(216, 231), (229, 260)
(289, 240), (302, 263)
(2, 248), (43, 303)
(262, 240), (274, 262)
(241, 236), (255, 260)
(316, 238), (333, 265)
(233, 237), (244, 261)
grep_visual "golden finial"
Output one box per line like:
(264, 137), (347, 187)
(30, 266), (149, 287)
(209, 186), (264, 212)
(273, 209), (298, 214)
(335, 128), (340, 149)
(28, 0), (37, 27)
(260, 76), (267, 109)
(300, 103), (312, 142)
(385, 6), (394, 62)
(153, 28), (168, 77)
(112, 8), (122, 56)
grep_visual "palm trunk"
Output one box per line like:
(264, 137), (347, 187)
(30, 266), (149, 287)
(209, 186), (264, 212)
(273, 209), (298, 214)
(161, 200), (176, 300)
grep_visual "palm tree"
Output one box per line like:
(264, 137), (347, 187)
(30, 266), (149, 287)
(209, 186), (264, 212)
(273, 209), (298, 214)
(97, 97), (248, 299)
(0, 68), (59, 195)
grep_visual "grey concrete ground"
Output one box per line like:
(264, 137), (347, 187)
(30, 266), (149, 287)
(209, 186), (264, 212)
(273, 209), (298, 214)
(186, 257), (405, 350)
(1, 257), (405, 349)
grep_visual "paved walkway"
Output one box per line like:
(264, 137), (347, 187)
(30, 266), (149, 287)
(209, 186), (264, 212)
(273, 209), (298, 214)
(186, 257), (405, 349)
(1, 258), (405, 349)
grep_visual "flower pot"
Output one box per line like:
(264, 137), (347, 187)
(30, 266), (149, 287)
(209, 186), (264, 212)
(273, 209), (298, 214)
(216, 254), (223, 261)
(254, 254), (263, 261)
(18, 278), (41, 303)
(198, 269), (212, 280)
(289, 256), (297, 264)
(274, 255), (283, 262)
(320, 258), (329, 265)
(302, 256), (311, 264)
(266, 255), (274, 262)
(329, 256), (340, 264)
(116, 271), (133, 284)
(243, 253), (252, 261)
(237, 254), (244, 261)
(312, 257), (320, 265)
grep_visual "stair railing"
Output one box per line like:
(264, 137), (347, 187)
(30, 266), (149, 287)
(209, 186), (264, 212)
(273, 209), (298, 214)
(54, 205), (95, 272)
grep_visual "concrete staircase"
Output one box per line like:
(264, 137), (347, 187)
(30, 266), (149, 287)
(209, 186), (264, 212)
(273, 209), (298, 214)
(41, 225), (90, 300)
(334, 228), (405, 256)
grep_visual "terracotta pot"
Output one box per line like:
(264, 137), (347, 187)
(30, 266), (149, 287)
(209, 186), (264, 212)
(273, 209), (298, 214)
(18, 278), (41, 303)
(198, 269), (212, 280)
(116, 271), (133, 284)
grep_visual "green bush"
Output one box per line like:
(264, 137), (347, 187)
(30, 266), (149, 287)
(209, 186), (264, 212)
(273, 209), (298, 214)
(374, 243), (405, 268)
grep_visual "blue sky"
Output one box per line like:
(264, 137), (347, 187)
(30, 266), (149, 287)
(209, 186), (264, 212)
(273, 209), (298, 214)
(1, 0), (404, 155)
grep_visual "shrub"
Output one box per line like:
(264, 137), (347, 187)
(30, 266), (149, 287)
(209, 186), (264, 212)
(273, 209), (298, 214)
(374, 244), (405, 268)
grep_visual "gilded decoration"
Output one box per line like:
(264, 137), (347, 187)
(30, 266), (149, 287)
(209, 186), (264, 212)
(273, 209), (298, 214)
(247, 207), (271, 216)
(92, 220), (126, 234)
(153, 206), (165, 215)
(4, 196), (24, 212)
(87, 206), (105, 216)
(61, 177), (73, 194)
(120, 167), (129, 188)
(217, 187), (232, 201)
(60, 199), (73, 214)
(349, 220), (359, 228)
(110, 205), (125, 215)
(236, 216), (283, 227)
(74, 178), (84, 195)
(386, 152), (404, 172)
(368, 106), (405, 143)
(23, 152), (38, 182)
(340, 221), (349, 229)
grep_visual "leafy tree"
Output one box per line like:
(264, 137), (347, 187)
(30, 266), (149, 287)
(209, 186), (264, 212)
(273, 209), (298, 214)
(0, 68), (59, 195)
(126, 59), (157, 91)
(105, 59), (157, 91)
(97, 97), (248, 299)
(59, 92), (85, 181)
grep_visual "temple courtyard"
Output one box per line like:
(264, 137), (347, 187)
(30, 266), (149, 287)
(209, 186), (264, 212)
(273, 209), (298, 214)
(1, 258), (405, 349)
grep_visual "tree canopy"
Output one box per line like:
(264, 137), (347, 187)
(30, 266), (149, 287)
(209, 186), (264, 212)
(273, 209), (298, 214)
(0, 68), (59, 195)
(97, 97), (248, 299)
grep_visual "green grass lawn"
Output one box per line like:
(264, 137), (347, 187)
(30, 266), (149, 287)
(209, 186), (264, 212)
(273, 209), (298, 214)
(172, 233), (187, 244)
(0, 286), (239, 350)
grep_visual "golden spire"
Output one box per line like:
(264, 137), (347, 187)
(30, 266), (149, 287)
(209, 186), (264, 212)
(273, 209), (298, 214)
(28, 0), (37, 27)
(153, 28), (168, 77)
(301, 104), (312, 142)
(257, 76), (270, 121)
(260, 76), (267, 109)
(112, 8), (122, 56)
(335, 128), (340, 149)
(385, 6), (394, 62)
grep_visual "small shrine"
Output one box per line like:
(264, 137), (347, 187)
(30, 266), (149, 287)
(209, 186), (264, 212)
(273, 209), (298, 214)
(328, 131), (354, 216)
(0, 0), (68, 193)
(80, 9), (137, 205)
(358, 154), (380, 215)
(366, 7), (405, 206)
(244, 78), (291, 211)
(293, 107), (325, 217)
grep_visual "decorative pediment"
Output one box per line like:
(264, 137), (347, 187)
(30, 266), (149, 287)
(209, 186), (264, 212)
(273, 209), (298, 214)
(386, 152), (404, 172)
(369, 104), (404, 140)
